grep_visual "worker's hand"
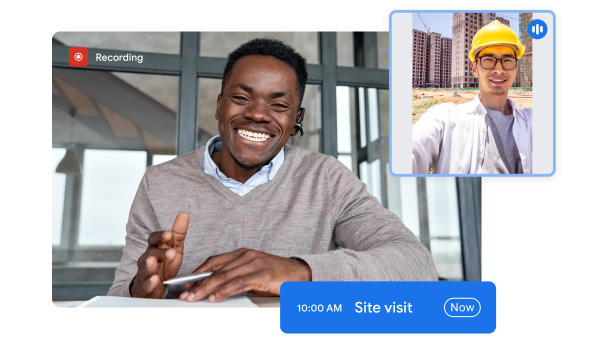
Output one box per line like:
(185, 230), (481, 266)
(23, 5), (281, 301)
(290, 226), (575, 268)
(179, 248), (312, 303)
(130, 212), (189, 299)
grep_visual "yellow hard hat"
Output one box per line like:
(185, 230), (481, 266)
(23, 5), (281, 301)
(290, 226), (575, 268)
(468, 20), (526, 62)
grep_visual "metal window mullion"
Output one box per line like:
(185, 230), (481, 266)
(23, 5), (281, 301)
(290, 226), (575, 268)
(177, 32), (201, 156)
(348, 87), (359, 174)
(354, 33), (368, 167)
(146, 152), (153, 167)
(319, 32), (338, 157)
(361, 32), (389, 208)
(361, 33), (377, 151)
(456, 177), (482, 281)
(363, 88), (371, 155)
(336, 67), (389, 89)
(362, 32), (378, 69)
(417, 178), (431, 253)
(355, 88), (367, 165)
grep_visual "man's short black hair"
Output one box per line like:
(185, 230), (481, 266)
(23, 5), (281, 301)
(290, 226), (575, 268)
(221, 38), (308, 107)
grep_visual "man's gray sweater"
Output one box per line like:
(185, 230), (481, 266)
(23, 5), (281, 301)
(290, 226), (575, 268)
(108, 145), (437, 298)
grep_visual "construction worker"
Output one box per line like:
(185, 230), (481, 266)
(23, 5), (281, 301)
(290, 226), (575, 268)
(412, 20), (532, 174)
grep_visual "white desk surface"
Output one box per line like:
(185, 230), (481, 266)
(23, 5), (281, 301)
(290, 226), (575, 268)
(54, 296), (280, 308)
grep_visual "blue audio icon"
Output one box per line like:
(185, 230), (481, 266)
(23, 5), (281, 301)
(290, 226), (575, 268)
(527, 19), (548, 39)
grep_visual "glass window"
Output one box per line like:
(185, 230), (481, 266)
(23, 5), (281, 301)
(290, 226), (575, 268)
(356, 87), (383, 146)
(426, 177), (463, 281)
(52, 69), (178, 154)
(197, 78), (222, 147)
(359, 160), (382, 203)
(337, 32), (354, 67)
(368, 88), (380, 142)
(52, 148), (67, 246)
(52, 32), (180, 54)
(378, 88), (390, 165)
(370, 159), (382, 202)
(399, 177), (420, 237)
(337, 86), (352, 155)
(289, 85), (321, 152)
(152, 154), (177, 166)
(385, 176), (464, 281)
(78, 150), (147, 245)
(386, 174), (421, 238)
(358, 87), (367, 148)
(112, 73), (179, 114)
(52, 67), (177, 252)
(337, 155), (353, 171)
(336, 87), (358, 171)
(199, 32), (319, 64)
(336, 86), (387, 175)
(378, 32), (389, 70)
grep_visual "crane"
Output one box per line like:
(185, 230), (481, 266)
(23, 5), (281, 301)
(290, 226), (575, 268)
(417, 13), (430, 34)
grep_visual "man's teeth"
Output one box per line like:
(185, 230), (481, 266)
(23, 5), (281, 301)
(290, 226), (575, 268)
(237, 129), (271, 142)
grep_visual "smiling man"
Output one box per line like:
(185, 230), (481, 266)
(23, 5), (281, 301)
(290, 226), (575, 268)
(412, 20), (533, 174)
(108, 38), (437, 303)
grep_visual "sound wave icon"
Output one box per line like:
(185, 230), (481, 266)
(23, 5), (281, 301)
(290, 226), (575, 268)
(527, 19), (548, 39)
(532, 24), (543, 35)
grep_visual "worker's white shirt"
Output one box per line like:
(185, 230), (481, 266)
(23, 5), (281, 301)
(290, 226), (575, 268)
(412, 95), (533, 174)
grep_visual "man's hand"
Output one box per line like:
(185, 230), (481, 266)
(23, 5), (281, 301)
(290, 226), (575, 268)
(179, 248), (312, 303)
(131, 212), (189, 298)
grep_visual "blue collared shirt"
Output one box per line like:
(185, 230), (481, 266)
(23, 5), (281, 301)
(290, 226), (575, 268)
(203, 135), (285, 196)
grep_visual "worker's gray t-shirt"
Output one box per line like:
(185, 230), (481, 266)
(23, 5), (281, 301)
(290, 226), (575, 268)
(482, 108), (522, 174)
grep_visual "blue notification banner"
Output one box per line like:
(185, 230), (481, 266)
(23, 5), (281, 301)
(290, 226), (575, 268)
(280, 281), (496, 334)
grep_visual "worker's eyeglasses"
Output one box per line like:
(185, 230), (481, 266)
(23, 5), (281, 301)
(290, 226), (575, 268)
(477, 56), (518, 70)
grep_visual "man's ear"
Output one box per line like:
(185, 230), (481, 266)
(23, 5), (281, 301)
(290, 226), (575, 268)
(471, 61), (478, 78)
(290, 108), (304, 136)
(215, 94), (222, 120)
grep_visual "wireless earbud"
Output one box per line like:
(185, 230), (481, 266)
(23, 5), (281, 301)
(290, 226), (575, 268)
(294, 108), (305, 139)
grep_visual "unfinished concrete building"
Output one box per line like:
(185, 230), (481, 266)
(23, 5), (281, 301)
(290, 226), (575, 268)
(482, 13), (496, 25)
(452, 13), (484, 88)
(412, 29), (452, 88)
(497, 16), (510, 26)
(412, 29), (428, 88)
(514, 62), (521, 87)
(518, 13), (533, 89)
(440, 37), (452, 88)
(426, 32), (442, 87)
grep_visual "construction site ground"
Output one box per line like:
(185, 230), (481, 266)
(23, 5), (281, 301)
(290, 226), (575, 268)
(412, 89), (533, 124)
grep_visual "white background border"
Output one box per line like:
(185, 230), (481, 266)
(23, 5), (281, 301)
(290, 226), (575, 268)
(2, 1), (606, 341)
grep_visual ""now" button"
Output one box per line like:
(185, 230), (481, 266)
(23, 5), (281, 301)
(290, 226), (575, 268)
(444, 298), (481, 318)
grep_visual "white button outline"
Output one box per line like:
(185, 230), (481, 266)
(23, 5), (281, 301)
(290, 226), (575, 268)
(443, 297), (481, 318)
